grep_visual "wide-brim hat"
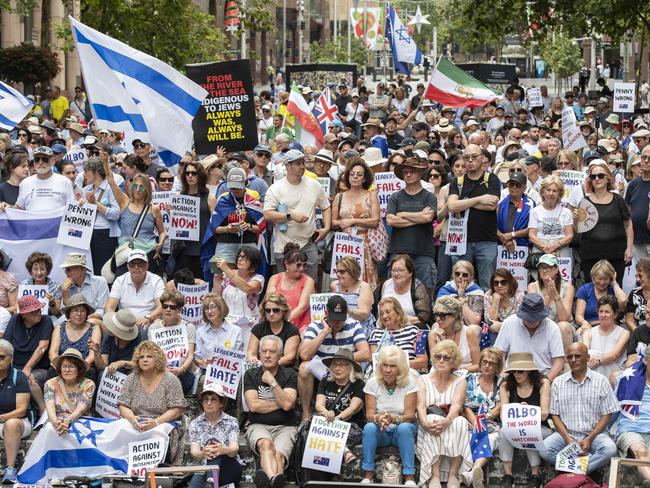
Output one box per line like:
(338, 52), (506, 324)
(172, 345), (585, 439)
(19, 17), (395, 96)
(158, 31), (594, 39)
(52, 348), (89, 376)
(61, 293), (96, 317)
(394, 157), (429, 180)
(362, 118), (383, 129)
(103, 309), (139, 341)
(68, 122), (84, 135)
(504, 352), (539, 373)
(516, 293), (549, 322)
(363, 147), (387, 166)
(434, 118), (453, 133)
(605, 114), (620, 125)
(322, 348), (362, 373)
(314, 149), (335, 165)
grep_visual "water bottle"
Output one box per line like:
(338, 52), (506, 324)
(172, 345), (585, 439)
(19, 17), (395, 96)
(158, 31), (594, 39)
(278, 203), (288, 232)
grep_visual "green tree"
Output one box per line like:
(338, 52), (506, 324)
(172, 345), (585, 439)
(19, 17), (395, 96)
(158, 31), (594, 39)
(0, 43), (60, 84)
(310, 38), (368, 68)
(79, 0), (228, 71)
(538, 31), (583, 92)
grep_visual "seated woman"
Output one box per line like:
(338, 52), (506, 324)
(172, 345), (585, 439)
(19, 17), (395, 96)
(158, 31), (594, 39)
(189, 383), (243, 488)
(438, 260), (484, 327)
(527, 254), (575, 352)
(45, 348), (95, 435)
(575, 259), (628, 335)
(498, 352), (551, 488)
(416, 340), (473, 488)
(266, 243), (315, 333)
(313, 349), (365, 476)
(118, 341), (187, 464)
(625, 257), (650, 332)
(362, 345), (417, 485)
(195, 295), (243, 371)
(20, 252), (62, 316)
(462, 347), (503, 485)
(148, 291), (196, 394)
(583, 296), (629, 378)
(0, 339), (32, 484)
(91, 309), (145, 375)
(428, 296), (481, 373)
(379, 254), (432, 328)
(49, 294), (101, 383)
(246, 293), (300, 367)
(213, 247), (265, 324)
(484, 269), (525, 337)
(331, 256), (376, 337)
(370, 297), (428, 372)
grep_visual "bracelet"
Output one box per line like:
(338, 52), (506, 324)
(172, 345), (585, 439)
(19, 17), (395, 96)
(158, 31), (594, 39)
(395, 415), (402, 424)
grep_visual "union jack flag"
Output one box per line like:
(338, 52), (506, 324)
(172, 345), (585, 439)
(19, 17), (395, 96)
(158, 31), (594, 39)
(311, 86), (339, 135)
(470, 405), (493, 461)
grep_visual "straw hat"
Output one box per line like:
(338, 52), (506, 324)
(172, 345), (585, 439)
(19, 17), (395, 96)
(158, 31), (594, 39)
(394, 156), (429, 180)
(61, 293), (96, 318)
(52, 348), (89, 376)
(504, 352), (540, 373)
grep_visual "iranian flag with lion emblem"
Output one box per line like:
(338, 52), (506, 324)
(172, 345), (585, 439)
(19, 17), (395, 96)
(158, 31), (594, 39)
(425, 57), (501, 108)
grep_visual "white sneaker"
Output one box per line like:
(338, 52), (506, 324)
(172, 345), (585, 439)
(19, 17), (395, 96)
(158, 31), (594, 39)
(404, 481), (417, 486)
(459, 471), (472, 486)
(360, 478), (373, 484)
(471, 466), (484, 488)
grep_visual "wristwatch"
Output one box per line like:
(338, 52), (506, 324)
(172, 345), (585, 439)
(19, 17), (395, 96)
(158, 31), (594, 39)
(144, 314), (152, 322)
(511, 231), (515, 239)
(286, 213), (291, 221)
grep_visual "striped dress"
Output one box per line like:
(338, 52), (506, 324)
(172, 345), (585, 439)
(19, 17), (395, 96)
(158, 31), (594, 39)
(416, 375), (473, 485)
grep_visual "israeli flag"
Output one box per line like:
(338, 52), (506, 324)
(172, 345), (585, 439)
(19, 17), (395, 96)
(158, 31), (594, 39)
(69, 16), (208, 170)
(385, 2), (423, 75)
(0, 80), (33, 131)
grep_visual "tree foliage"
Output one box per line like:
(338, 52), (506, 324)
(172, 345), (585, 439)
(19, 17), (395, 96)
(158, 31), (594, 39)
(239, 0), (276, 35)
(538, 31), (583, 81)
(80, 0), (228, 71)
(0, 43), (60, 84)
(310, 37), (369, 68)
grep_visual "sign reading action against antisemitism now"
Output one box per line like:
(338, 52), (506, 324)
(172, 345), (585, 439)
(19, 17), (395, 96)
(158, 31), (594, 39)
(186, 59), (258, 153)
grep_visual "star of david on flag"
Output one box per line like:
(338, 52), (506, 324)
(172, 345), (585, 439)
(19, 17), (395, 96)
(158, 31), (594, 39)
(385, 1), (423, 75)
(311, 86), (339, 135)
(470, 405), (493, 461)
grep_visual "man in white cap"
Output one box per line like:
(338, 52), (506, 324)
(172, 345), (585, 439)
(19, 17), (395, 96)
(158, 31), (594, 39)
(105, 249), (164, 327)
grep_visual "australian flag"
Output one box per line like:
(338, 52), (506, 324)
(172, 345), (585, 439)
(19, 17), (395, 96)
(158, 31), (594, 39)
(313, 456), (330, 467)
(470, 406), (493, 461)
(311, 86), (339, 135)
(616, 343), (647, 420)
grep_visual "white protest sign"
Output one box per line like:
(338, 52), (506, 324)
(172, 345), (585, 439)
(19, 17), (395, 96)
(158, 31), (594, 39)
(317, 177), (331, 196)
(555, 170), (585, 204)
(128, 438), (167, 477)
(497, 246), (528, 291)
(613, 82), (636, 113)
(170, 195), (200, 241)
(151, 191), (175, 254)
(56, 203), (97, 250)
(445, 212), (468, 256)
(329, 232), (365, 277)
(17, 284), (49, 315)
(500, 403), (544, 449)
(204, 347), (246, 399)
(301, 415), (351, 474)
(555, 442), (590, 474)
(149, 325), (189, 368)
(225, 313), (253, 351)
(310, 293), (335, 323)
(527, 88), (542, 108)
(177, 282), (209, 325)
(374, 172), (405, 217)
(561, 106), (587, 151)
(63, 146), (87, 172)
(558, 256), (573, 283)
(95, 370), (128, 419)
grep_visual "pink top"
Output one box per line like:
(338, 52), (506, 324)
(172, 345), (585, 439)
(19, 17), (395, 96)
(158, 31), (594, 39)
(274, 272), (310, 331)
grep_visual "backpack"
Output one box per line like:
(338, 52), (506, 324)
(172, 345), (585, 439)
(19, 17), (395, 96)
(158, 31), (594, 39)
(544, 473), (607, 488)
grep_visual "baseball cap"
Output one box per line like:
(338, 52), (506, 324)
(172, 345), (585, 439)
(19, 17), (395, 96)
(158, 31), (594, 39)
(507, 171), (527, 186)
(283, 149), (305, 164)
(524, 156), (540, 166)
(326, 295), (348, 321)
(33, 146), (53, 157)
(127, 249), (148, 263)
(287, 142), (304, 152)
(254, 144), (272, 154)
(583, 150), (601, 163)
(227, 167), (247, 189)
(51, 144), (67, 155)
(230, 151), (252, 165)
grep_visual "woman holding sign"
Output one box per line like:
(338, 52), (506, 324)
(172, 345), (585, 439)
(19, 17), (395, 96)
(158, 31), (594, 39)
(148, 291), (196, 394)
(498, 352), (550, 488)
(20, 252), (62, 316)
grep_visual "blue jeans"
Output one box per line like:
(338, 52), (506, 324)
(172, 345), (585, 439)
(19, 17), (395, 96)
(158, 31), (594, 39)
(188, 455), (243, 488)
(451, 241), (497, 290)
(361, 422), (417, 475)
(538, 432), (617, 474)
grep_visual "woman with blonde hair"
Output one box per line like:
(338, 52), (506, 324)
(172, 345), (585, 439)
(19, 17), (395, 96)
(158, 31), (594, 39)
(528, 175), (574, 258)
(361, 345), (418, 484)
(428, 296), (480, 372)
(556, 149), (579, 171)
(438, 261), (484, 326)
(416, 340), (473, 488)
(330, 256), (376, 336)
(578, 160), (633, 284)
(247, 293), (300, 366)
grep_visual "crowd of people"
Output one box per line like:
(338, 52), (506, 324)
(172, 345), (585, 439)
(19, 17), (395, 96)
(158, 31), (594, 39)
(0, 75), (650, 488)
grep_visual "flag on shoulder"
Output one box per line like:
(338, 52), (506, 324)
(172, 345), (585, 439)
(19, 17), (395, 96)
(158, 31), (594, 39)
(69, 16), (207, 171)
(470, 405), (493, 461)
(425, 57), (500, 108)
(312, 86), (339, 135)
(0, 80), (34, 131)
(615, 343), (647, 420)
(385, 2), (423, 75)
(287, 85), (323, 147)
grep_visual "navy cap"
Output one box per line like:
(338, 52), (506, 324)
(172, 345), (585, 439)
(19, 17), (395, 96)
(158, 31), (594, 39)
(51, 144), (67, 155)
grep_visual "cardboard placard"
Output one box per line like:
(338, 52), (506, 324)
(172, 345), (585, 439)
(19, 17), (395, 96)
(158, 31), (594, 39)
(17, 284), (49, 314)
(177, 282), (209, 325)
(56, 203), (97, 250)
(95, 370), (128, 419)
(203, 347), (246, 399)
(301, 415), (351, 474)
(561, 106), (587, 151)
(613, 83), (635, 113)
(496, 246), (528, 291)
(170, 195), (200, 241)
(329, 232), (365, 277)
(149, 325), (189, 368)
(310, 293), (335, 323)
(445, 212), (468, 256)
(374, 172), (405, 218)
(500, 403), (544, 449)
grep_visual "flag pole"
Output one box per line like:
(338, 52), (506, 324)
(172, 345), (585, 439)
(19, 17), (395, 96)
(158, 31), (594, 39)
(423, 56), (442, 103)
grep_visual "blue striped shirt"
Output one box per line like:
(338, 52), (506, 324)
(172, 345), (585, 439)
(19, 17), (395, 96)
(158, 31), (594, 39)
(303, 318), (367, 359)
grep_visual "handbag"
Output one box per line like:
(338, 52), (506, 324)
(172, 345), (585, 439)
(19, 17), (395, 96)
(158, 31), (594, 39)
(544, 473), (605, 488)
(368, 219), (389, 262)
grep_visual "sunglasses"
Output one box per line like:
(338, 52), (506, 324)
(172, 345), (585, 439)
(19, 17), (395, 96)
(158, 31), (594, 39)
(88, 150), (99, 156)
(557, 161), (572, 167)
(18, 133), (28, 137)
(34, 156), (50, 163)
(454, 271), (470, 278)
(255, 152), (271, 158)
(493, 279), (508, 286)
(133, 143), (145, 150)
(509, 168), (523, 174)
(130, 184), (146, 192)
(184, 171), (197, 176)
(589, 173), (607, 180)
(507, 182), (523, 188)
(433, 354), (453, 362)
(159, 176), (174, 182)
(114, 162), (123, 167)
(293, 261), (307, 268)
(265, 307), (281, 314)
(162, 303), (179, 310)
(434, 312), (451, 319)
(429, 173), (441, 179)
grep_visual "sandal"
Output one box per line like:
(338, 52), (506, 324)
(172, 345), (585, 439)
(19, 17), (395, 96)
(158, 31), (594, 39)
(343, 450), (357, 464)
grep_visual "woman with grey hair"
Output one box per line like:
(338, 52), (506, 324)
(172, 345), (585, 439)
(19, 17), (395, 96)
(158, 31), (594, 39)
(0, 339), (33, 483)
(82, 156), (121, 273)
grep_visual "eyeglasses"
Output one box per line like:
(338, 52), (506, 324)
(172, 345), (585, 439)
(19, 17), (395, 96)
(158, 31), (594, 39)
(130, 184), (146, 192)
(433, 354), (453, 362)
(201, 396), (221, 404)
(335, 268), (347, 274)
(184, 171), (197, 176)
(454, 271), (470, 278)
(434, 312), (451, 319)
(493, 279), (508, 286)
(509, 168), (523, 174)
(481, 359), (498, 367)
(589, 173), (607, 180)
(206, 304), (221, 312)
(34, 156), (50, 163)
(128, 260), (147, 268)
(61, 364), (79, 370)
(255, 153), (271, 158)
(557, 161), (572, 168)
(265, 307), (281, 314)
(159, 177), (174, 182)
(162, 303), (179, 310)
(293, 261), (307, 268)
(237, 254), (250, 261)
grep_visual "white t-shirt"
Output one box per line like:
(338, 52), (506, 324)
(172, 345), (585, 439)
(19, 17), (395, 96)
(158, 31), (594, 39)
(109, 271), (165, 318)
(364, 376), (418, 416)
(264, 176), (331, 253)
(528, 204), (573, 241)
(521, 142), (540, 155)
(16, 173), (76, 211)
(345, 102), (363, 124)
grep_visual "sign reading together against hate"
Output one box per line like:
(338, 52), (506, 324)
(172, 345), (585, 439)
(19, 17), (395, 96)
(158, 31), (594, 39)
(301, 416), (351, 474)
(186, 59), (258, 154)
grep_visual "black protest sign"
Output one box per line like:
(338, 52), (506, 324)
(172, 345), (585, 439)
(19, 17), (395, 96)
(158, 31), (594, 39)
(186, 59), (258, 154)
